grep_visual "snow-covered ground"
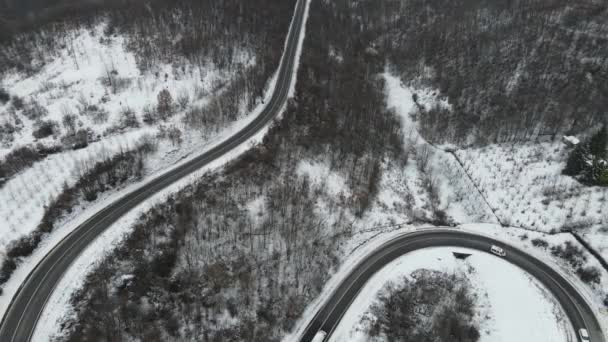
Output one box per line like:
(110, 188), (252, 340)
(330, 247), (572, 342)
(0, 20), (252, 158)
(0, 128), (153, 253)
(379, 72), (498, 226)
(456, 142), (608, 258)
(463, 223), (608, 327)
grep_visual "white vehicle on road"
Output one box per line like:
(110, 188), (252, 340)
(578, 328), (590, 342)
(312, 330), (327, 342)
(490, 245), (506, 257)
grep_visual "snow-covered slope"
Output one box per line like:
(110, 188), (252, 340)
(0, 19), (257, 263)
(0, 21), (252, 157)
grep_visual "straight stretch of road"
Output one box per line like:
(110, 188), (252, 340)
(300, 229), (605, 342)
(0, 0), (308, 340)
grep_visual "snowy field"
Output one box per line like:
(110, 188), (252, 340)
(0, 129), (152, 252)
(0, 19), (257, 264)
(329, 247), (572, 342)
(456, 143), (608, 258)
(0, 21), (252, 158)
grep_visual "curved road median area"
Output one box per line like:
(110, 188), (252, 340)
(299, 229), (605, 342)
(0, 0), (310, 340)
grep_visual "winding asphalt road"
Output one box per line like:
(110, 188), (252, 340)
(0, 0), (308, 340)
(299, 229), (605, 342)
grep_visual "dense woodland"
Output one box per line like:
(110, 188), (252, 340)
(55, 0), (608, 340)
(340, 0), (608, 144)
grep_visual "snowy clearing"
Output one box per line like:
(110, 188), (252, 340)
(0, 17), (259, 262)
(382, 72), (497, 225)
(0, 20), (251, 158)
(456, 142), (608, 258)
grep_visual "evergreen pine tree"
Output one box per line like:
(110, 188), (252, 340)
(596, 161), (608, 186)
(157, 89), (173, 119)
(589, 124), (607, 158)
(582, 159), (608, 186)
(563, 143), (589, 176)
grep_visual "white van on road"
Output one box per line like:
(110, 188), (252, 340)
(312, 330), (327, 342)
(490, 245), (506, 257)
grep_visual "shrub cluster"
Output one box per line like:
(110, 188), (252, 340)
(551, 241), (601, 284)
(531, 238), (549, 248)
(0, 144), (62, 186)
(0, 88), (9, 104)
(32, 120), (59, 139)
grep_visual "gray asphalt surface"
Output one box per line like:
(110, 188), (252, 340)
(0, 0), (308, 340)
(300, 229), (605, 342)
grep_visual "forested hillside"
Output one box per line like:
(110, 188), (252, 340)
(0, 0), (130, 41)
(350, 0), (607, 144)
